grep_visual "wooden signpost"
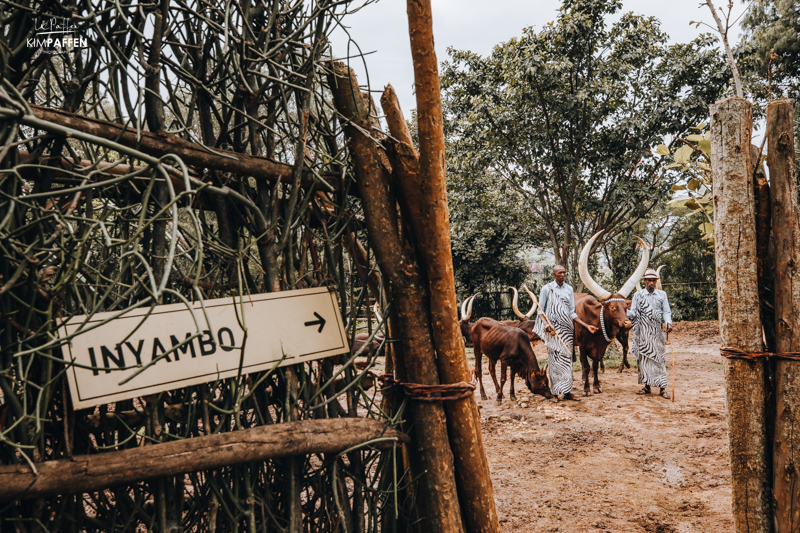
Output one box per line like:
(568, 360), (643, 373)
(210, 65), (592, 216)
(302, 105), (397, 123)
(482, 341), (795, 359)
(60, 287), (349, 408)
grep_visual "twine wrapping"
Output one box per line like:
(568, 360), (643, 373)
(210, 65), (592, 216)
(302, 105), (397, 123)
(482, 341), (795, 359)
(720, 347), (800, 361)
(378, 375), (476, 402)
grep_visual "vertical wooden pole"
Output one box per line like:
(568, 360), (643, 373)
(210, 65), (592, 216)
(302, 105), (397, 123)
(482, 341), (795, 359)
(403, 4), (499, 530)
(767, 98), (800, 533)
(329, 62), (465, 533)
(381, 84), (499, 533)
(711, 96), (771, 533)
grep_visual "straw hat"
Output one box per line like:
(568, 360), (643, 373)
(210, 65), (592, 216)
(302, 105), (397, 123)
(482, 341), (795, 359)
(643, 268), (659, 280)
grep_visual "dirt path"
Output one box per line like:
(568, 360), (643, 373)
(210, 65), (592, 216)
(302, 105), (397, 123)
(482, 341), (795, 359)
(473, 321), (732, 532)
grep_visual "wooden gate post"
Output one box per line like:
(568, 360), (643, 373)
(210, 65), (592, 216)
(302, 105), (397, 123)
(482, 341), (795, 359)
(710, 96), (771, 533)
(767, 98), (800, 532)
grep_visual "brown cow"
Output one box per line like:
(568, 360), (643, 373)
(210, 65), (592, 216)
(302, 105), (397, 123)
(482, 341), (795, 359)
(574, 230), (650, 396)
(499, 287), (544, 395)
(458, 294), (477, 347)
(471, 317), (551, 402)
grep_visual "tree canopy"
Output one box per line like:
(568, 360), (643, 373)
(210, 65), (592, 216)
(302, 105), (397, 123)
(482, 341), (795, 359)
(441, 0), (728, 276)
(739, 0), (800, 101)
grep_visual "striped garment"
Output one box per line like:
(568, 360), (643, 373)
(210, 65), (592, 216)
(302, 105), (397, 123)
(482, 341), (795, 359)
(533, 288), (574, 396)
(631, 292), (668, 388)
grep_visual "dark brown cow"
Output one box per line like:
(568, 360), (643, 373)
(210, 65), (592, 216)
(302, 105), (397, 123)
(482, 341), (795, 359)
(471, 317), (551, 402)
(575, 231), (650, 396)
(351, 333), (385, 358)
(574, 293), (633, 373)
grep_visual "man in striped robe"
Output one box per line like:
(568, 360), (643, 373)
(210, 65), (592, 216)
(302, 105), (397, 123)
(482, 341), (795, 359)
(627, 268), (673, 397)
(533, 265), (597, 402)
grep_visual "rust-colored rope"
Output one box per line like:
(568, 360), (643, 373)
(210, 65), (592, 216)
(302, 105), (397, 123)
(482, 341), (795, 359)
(378, 375), (476, 402)
(720, 347), (800, 361)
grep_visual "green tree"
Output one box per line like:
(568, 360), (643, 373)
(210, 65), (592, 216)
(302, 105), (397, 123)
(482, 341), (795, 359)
(739, 0), (800, 100)
(738, 0), (800, 156)
(655, 213), (717, 321)
(441, 0), (728, 276)
(448, 169), (545, 298)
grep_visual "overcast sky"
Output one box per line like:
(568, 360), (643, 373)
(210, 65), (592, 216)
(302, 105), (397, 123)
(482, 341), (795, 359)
(329, 0), (750, 120)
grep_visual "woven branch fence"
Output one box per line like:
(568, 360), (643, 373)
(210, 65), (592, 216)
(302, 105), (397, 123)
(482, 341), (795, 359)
(0, 0), (425, 531)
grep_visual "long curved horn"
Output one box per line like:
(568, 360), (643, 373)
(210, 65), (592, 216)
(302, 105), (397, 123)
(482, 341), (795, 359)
(618, 237), (651, 298)
(509, 287), (526, 319)
(465, 294), (476, 321)
(656, 265), (666, 291)
(373, 302), (382, 324)
(460, 297), (469, 320)
(521, 285), (537, 318)
(579, 231), (612, 301)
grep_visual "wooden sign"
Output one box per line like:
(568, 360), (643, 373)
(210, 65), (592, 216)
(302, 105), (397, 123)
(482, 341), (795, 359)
(59, 287), (349, 409)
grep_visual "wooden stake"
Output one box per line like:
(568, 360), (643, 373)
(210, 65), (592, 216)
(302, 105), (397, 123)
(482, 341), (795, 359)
(767, 98), (800, 533)
(24, 105), (344, 192)
(710, 96), (771, 533)
(669, 333), (675, 402)
(0, 418), (408, 502)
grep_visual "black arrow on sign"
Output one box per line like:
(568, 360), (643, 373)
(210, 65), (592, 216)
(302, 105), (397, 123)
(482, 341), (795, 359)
(304, 312), (326, 333)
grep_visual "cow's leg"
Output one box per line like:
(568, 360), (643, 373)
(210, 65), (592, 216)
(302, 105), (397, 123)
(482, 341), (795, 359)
(499, 362), (508, 401)
(579, 349), (592, 396)
(619, 332), (631, 372)
(507, 364), (517, 401)
(489, 358), (502, 402)
(593, 357), (603, 394)
(474, 343), (488, 400)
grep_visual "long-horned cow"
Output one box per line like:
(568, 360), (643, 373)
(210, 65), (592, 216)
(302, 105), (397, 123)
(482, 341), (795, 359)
(471, 317), (551, 402)
(498, 287), (545, 393)
(574, 231), (650, 396)
(505, 287), (542, 344)
(458, 295), (477, 347)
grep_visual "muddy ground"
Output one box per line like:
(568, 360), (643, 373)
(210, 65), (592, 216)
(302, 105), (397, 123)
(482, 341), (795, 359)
(470, 321), (732, 533)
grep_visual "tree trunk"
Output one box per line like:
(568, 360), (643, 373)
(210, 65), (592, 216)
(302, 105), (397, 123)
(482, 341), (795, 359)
(382, 82), (499, 532)
(329, 62), (465, 533)
(767, 98), (800, 533)
(710, 96), (771, 533)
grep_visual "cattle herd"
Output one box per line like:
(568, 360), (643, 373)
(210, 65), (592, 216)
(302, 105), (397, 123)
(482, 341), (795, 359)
(345, 239), (665, 403)
(457, 236), (662, 402)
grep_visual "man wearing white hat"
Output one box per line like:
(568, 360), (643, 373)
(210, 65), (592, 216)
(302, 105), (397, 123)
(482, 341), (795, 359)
(627, 268), (672, 397)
